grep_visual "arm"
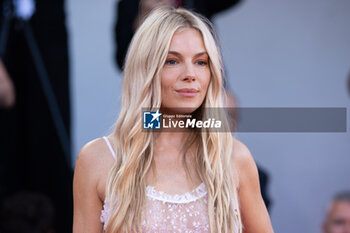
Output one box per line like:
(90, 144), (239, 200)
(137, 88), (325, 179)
(207, 0), (242, 18)
(0, 59), (15, 108)
(231, 138), (274, 233)
(73, 142), (104, 233)
(192, 0), (242, 20)
(114, 0), (140, 70)
(114, 0), (174, 70)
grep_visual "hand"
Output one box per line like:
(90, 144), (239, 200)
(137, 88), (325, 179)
(0, 59), (15, 108)
(140, 0), (175, 12)
(134, 0), (175, 30)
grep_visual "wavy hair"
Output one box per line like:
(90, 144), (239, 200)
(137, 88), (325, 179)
(105, 7), (242, 233)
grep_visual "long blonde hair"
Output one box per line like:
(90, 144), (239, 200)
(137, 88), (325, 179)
(106, 7), (242, 233)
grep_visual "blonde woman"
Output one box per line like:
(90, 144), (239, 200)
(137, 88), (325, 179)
(73, 8), (274, 233)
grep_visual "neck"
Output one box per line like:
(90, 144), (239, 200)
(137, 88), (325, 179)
(154, 131), (189, 149)
(149, 131), (199, 187)
(152, 130), (198, 162)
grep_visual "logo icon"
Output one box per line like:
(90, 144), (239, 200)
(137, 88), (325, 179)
(143, 110), (161, 129)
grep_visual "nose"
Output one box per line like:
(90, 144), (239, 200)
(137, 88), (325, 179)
(181, 63), (196, 82)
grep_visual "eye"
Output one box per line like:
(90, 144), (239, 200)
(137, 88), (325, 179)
(165, 59), (178, 65)
(196, 60), (208, 66)
(333, 219), (345, 226)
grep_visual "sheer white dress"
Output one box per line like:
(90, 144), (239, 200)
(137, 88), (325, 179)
(100, 137), (237, 233)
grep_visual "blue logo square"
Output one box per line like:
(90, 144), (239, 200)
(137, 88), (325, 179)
(143, 111), (161, 129)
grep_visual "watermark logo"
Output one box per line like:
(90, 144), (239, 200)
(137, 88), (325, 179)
(143, 110), (161, 129)
(141, 108), (346, 132)
(142, 109), (223, 131)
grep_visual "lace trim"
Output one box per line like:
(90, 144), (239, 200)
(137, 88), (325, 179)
(100, 201), (110, 230)
(145, 182), (207, 204)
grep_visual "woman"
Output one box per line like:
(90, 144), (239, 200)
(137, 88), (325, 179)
(73, 8), (274, 233)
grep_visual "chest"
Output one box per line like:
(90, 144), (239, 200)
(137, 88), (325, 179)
(141, 193), (210, 232)
(146, 149), (202, 195)
(101, 183), (210, 232)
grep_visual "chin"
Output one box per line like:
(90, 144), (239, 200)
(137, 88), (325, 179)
(178, 107), (198, 114)
(161, 104), (201, 115)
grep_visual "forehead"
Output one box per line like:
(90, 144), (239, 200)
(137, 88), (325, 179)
(168, 27), (207, 53)
(329, 201), (350, 217)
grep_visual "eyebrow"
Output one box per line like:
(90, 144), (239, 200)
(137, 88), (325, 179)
(168, 51), (208, 58)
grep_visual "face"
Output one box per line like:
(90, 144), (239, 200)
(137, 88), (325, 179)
(324, 201), (350, 233)
(160, 28), (211, 113)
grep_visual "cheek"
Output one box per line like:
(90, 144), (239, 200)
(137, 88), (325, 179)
(200, 71), (211, 91)
(160, 75), (175, 101)
(161, 69), (180, 91)
(161, 77), (172, 95)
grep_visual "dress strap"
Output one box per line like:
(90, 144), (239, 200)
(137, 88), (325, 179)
(103, 136), (116, 160)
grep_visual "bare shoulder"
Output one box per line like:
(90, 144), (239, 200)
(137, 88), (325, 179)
(231, 138), (256, 169)
(76, 137), (114, 164)
(76, 138), (114, 171)
(74, 137), (116, 196)
(73, 137), (115, 232)
(230, 138), (274, 233)
(230, 137), (259, 190)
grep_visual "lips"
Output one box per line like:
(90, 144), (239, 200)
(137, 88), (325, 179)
(175, 88), (199, 97)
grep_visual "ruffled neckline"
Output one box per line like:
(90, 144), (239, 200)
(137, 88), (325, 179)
(145, 182), (207, 204)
